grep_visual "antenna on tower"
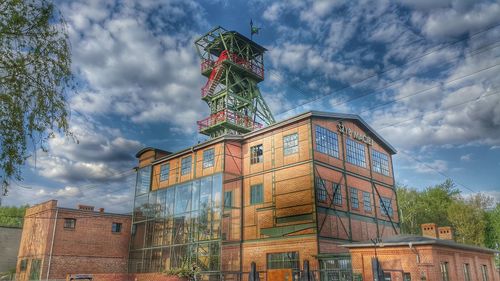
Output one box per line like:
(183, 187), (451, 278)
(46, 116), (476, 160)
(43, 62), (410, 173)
(195, 26), (275, 138)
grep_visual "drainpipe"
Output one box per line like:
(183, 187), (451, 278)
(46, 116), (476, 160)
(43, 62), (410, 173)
(46, 208), (58, 280)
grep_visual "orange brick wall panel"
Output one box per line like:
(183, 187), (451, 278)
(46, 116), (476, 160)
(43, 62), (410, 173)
(221, 244), (241, 272)
(275, 190), (312, 209)
(242, 236), (319, 273)
(275, 205), (313, 218)
(195, 143), (224, 178)
(225, 142), (243, 176)
(257, 209), (274, 230)
(274, 175), (311, 196)
(274, 163), (311, 182)
(318, 239), (349, 254)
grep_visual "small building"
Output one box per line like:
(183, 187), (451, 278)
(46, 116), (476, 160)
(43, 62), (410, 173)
(344, 223), (500, 281)
(0, 226), (22, 273)
(16, 200), (131, 281)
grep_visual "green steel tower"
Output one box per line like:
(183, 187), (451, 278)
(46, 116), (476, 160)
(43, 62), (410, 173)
(195, 26), (275, 138)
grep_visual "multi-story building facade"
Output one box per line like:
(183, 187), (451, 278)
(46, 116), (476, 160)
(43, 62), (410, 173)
(16, 200), (131, 281)
(131, 111), (399, 280)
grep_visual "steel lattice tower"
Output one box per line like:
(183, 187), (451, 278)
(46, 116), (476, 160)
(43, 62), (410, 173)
(195, 26), (275, 138)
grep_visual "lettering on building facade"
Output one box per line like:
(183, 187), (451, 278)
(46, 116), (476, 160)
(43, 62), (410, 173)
(337, 122), (373, 145)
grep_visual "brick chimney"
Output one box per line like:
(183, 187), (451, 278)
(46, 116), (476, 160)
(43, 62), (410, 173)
(99, 208), (105, 213)
(78, 204), (95, 211)
(438, 226), (454, 240)
(421, 223), (438, 238)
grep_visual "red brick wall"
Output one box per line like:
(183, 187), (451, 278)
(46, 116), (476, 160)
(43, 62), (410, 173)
(350, 244), (500, 281)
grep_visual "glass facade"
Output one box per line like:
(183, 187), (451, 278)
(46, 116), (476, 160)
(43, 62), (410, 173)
(315, 125), (339, 158)
(372, 149), (390, 176)
(346, 138), (366, 168)
(130, 171), (223, 277)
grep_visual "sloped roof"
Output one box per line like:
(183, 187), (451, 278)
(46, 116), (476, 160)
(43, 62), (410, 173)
(343, 234), (499, 254)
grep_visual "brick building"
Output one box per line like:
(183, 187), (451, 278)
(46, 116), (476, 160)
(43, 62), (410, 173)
(16, 200), (131, 281)
(131, 111), (400, 280)
(344, 223), (500, 281)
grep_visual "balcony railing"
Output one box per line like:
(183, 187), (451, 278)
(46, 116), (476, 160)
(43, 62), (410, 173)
(197, 109), (263, 132)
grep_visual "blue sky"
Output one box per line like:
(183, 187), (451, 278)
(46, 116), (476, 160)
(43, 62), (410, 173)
(3, 0), (500, 213)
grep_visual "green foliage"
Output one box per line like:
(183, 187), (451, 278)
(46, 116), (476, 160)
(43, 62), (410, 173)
(164, 262), (200, 281)
(0, 0), (73, 194)
(397, 179), (499, 250)
(0, 204), (28, 227)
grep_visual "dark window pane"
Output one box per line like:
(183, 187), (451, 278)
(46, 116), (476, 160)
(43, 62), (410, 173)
(346, 138), (366, 167)
(315, 125), (339, 158)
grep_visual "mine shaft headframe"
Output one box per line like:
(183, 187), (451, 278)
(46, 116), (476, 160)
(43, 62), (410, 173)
(194, 26), (267, 73)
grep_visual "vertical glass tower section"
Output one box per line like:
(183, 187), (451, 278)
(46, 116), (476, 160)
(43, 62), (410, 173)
(129, 166), (223, 280)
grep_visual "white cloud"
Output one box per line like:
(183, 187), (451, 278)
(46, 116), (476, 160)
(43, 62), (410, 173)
(415, 159), (449, 174)
(460, 153), (472, 161)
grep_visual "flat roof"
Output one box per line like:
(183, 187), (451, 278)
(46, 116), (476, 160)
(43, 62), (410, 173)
(343, 234), (499, 254)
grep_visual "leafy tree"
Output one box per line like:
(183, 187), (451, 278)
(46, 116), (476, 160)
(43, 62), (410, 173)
(0, 204), (28, 227)
(0, 0), (73, 195)
(485, 203), (500, 266)
(396, 184), (420, 234)
(447, 197), (487, 246)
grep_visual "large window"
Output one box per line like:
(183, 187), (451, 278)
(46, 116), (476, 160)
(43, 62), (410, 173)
(283, 133), (299, 156)
(346, 138), (366, 167)
(136, 166), (151, 195)
(315, 125), (339, 158)
(372, 149), (390, 176)
(267, 252), (299, 270)
(481, 265), (489, 281)
(250, 144), (263, 164)
(64, 218), (76, 229)
(363, 192), (372, 212)
(440, 262), (450, 281)
(250, 184), (263, 204)
(350, 188), (359, 209)
(333, 184), (342, 205)
(463, 263), (471, 281)
(380, 197), (393, 217)
(203, 148), (215, 168)
(181, 156), (192, 175)
(160, 163), (170, 182)
(315, 177), (327, 202)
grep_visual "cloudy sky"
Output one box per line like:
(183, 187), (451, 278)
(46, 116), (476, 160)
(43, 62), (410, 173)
(3, 0), (500, 212)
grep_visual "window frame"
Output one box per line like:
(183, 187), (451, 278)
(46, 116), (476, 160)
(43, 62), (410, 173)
(203, 148), (215, 169)
(346, 138), (367, 168)
(160, 163), (170, 182)
(250, 184), (263, 205)
(350, 187), (359, 209)
(112, 222), (122, 233)
(267, 252), (300, 270)
(371, 149), (390, 176)
(250, 144), (264, 164)
(380, 197), (393, 217)
(315, 177), (327, 202)
(181, 156), (192, 175)
(481, 264), (489, 281)
(315, 125), (339, 158)
(463, 263), (471, 281)
(283, 133), (299, 156)
(440, 262), (450, 281)
(64, 218), (76, 229)
(333, 184), (342, 205)
(363, 191), (372, 212)
(224, 191), (233, 208)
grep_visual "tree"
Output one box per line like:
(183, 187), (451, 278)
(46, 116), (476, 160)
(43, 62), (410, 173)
(0, 0), (73, 195)
(0, 204), (28, 227)
(447, 197), (487, 246)
(396, 184), (420, 234)
(485, 203), (500, 266)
